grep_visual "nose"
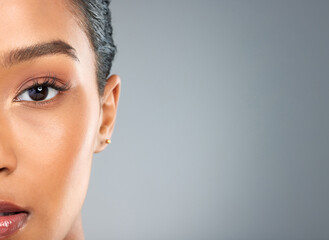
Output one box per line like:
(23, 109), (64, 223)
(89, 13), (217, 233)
(0, 147), (17, 176)
(0, 126), (17, 176)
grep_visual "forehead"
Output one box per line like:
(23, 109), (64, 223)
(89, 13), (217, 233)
(0, 0), (92, 63)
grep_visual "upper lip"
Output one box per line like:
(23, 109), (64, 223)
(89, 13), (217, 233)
(0, 200), (29, 214)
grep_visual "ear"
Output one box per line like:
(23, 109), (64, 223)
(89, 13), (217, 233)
(93, 74), (121, 153)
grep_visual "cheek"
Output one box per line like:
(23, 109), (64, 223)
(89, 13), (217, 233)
(10, 85), (100, 236)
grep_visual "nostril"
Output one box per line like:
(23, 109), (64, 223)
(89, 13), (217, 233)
(0, 167), (9, 173)
(0, 158), (17, 174)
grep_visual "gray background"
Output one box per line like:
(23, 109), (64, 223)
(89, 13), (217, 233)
(82, 1), (329, 239)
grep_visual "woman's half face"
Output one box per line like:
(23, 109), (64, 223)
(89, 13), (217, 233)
(0, 0), (105, 239)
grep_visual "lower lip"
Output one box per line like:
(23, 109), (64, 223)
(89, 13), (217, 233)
(0, 213), (28, 239)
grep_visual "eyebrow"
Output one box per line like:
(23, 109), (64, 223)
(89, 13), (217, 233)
(1, 40), (79, 68)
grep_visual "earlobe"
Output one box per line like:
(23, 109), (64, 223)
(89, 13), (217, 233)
(94, 74), (121, 153)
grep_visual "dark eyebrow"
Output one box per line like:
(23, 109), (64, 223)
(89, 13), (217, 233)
(1, 40), (79, 68)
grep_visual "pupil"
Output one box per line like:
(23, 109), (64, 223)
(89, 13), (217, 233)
(28, 86), (48, 101)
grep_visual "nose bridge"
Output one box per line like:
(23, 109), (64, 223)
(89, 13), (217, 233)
(0, 112), (17, 175)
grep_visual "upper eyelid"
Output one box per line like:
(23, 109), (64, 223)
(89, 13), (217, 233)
(16, 77), (70, 96)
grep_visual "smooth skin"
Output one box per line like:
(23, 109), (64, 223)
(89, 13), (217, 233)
(0, 0), (120, 239)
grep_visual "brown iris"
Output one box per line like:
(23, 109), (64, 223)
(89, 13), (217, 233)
(28, 86), (49, 101)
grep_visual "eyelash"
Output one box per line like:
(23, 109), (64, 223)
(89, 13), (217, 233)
(14, 76), (71, 106)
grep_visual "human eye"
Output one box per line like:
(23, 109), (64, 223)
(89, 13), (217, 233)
(13, 76), (71, 106)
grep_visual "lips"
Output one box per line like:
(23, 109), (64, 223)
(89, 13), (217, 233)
(0, 201), (29, 239)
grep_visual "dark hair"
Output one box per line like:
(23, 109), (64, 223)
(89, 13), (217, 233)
(66, 0), (116, 96)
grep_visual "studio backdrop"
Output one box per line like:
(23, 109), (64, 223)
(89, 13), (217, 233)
(83, 1), (329, 240)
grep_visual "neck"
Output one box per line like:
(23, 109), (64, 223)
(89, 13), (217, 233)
(64, 212), (85, 240)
